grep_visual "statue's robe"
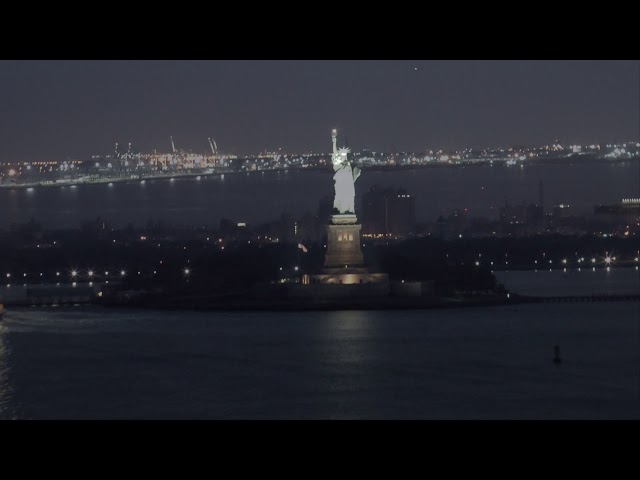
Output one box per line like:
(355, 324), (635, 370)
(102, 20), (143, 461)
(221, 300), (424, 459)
(333, 164), (356, 214)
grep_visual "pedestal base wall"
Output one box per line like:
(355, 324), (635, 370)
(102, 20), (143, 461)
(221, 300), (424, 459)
(324, 222), (364, 268)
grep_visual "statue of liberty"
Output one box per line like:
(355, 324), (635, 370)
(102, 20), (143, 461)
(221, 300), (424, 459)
(331, 129), (361, 216)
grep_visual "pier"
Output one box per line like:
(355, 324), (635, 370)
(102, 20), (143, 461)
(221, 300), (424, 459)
(0, 283), (99, 307)
(541, 294), (640, 303)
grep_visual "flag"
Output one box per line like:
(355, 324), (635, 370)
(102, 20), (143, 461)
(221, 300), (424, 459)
(297, 243), (308, 253)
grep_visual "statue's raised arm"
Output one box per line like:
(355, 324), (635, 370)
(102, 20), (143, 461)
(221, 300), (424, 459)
(331, 129), (339, 156)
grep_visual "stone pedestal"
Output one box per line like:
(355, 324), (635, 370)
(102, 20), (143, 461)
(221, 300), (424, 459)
(324, 215), (364, 268)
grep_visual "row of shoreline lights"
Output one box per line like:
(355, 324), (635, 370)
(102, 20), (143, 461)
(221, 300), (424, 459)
(476, 255), (635, 267)
(4, 255), (636, 278)
(5, 268), (193, 286)
(4, 268), (198, 277)
(3, 253), (637, 281)
(5, 266), (304, 285)
(5, 269), (128, 278)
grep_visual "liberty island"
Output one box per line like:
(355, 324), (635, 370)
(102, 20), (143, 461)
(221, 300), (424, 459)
(0, 129), (533, 311)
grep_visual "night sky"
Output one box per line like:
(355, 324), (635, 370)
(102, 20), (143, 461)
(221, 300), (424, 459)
(0, 60), (638, 162)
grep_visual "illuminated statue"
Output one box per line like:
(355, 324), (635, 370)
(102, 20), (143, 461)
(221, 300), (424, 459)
(331, 129), (361, 215)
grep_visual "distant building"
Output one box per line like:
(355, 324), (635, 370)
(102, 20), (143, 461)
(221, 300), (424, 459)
(219, 218), (236, 234)
(278, 214), (296, 243)
(526, 204), (545, 228)
(316, 195), (333, 227)
(81, 216), (111, 233)
(500, 205), (527, 225)
(547, 204), (588, 234)
(255, 220), (282, 243)
(361, 185), (416, 236)
(594, 198), (640, 224)
(552, 204), (572, 219)
(448, 209), (471, 234)
(434, 214), (460, 240)
(297, 213), (321, 243)
(219, 218), (252, 243)
(500, 204), (544, 228)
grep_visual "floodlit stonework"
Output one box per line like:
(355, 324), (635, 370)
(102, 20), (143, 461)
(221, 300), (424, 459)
(311, 130), (389, 289)
(324, 223), (364, 268)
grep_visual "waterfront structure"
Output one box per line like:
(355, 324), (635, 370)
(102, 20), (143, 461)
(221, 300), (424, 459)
(594, 198), (640, 223)
(0, 283), (98, 306)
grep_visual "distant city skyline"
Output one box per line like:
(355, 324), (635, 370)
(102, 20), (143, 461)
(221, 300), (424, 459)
(0, 60), (639, 162)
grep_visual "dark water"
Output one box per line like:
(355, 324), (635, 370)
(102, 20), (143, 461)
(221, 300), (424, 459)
(1, 303), (639, 419)
(0, 162), (637, 228)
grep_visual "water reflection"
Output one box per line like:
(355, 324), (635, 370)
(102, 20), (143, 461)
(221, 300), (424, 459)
(313, 311), (381, 418)
(0, 305), (639, 418)
(322, 310), (377, 360)
(0, 322), (17, 419)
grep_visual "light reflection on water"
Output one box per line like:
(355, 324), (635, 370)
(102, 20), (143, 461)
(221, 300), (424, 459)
(0, 303), (638, 419)
(0, 323), (19, 419)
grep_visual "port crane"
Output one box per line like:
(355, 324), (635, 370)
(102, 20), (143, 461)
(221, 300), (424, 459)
(110, 136), (231, 172)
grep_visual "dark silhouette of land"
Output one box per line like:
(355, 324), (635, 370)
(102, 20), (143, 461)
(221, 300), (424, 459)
(2, 217), (638, 310)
